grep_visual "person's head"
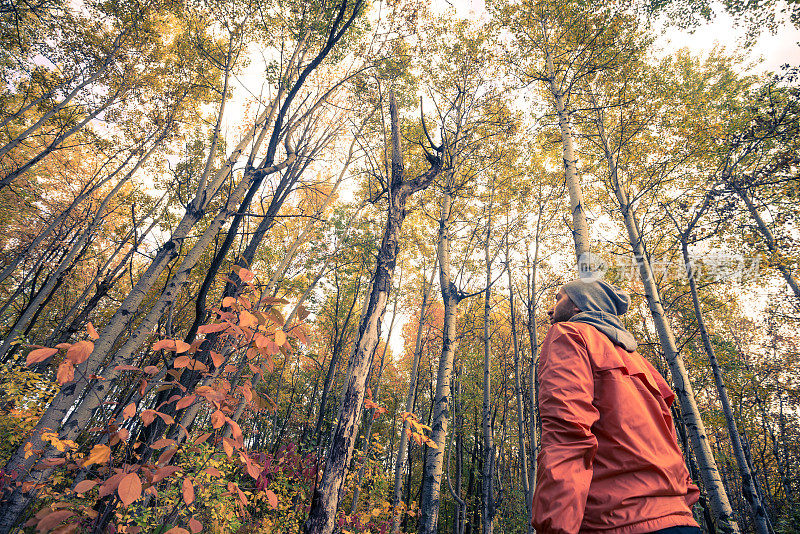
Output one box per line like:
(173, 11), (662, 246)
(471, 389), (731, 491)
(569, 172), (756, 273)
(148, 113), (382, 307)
(547, 289), (581, 324)
(548, 279), (631, 325)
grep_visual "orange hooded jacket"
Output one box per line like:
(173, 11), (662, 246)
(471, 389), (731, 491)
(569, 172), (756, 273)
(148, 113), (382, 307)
(532, 322), (700, 534)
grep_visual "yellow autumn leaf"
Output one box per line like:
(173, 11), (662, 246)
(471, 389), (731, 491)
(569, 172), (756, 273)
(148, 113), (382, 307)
(84, 444), (111, 467)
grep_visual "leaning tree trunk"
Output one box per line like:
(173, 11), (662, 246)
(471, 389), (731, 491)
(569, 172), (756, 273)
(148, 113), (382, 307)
(600, 140), (741, 533)
(734, 185), (800, 302)
(351, 283), (400, 513)
(681, 238), (772, 534)
(304, 90), (442, 534)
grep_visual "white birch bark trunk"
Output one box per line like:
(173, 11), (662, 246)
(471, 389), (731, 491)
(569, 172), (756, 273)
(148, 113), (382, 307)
(681, 239), (772, 534)
(597, 127), (741, 533)
(418, 189), (460, 534)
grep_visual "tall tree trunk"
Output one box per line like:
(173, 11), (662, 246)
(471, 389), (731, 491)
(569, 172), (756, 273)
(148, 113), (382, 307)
(680, 238), (772, 534)
(508, 252), (531, 528)
(391, 255), (438, 529)
(481, 198), (495, 534)
(543, 44), (590, 264)
(599, 134), (741, 533)
(351, 283), (399, 513)
(418, 187), (464, 534)
(304, 89), (442, 534)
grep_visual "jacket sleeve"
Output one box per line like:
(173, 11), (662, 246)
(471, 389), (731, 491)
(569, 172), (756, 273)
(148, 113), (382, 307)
(532, 324), (600, 534)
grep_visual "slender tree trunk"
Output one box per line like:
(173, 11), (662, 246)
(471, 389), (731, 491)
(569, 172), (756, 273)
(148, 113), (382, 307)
(734, 185), (800, 301)
(543, 45), (590, 264)
(391, 256), (438, 528)
(304, 90), (442, 534)
(600, 137), (741, 533)
(481, 200), (495, 534)
(681, 238), (772, 534)
(314, 273), (362, 442)
(508, 253), (531, 526)
(418, 188), (461, 534)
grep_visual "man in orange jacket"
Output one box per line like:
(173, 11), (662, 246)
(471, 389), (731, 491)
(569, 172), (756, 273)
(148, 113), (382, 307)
(531, 279), (701, 534)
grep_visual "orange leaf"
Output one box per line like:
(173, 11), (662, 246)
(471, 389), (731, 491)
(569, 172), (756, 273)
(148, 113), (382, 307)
(157, 412), (175, 425)
(274, 330), (286, 346)
(140, 410), (157, 426)
(86, 322), (99, 340)
(157, 447), (177, 466)
(66, 340), (93, 364)
(26, 347), (57, 366)
(204, 467), (222, 477)
(222, 438), (234, 458)
(150, 439), (176, 449)
(210, 410), (225, 429)
(153, 339), (175, 351)
(265, 489), (278, 509)
(210, 351), (223, 368)
(188, 518), (202, 534)
(182, 478), (195, 505)
(237, 267), (254, 281)
(152, 465), (180, 483)
(246, 461), (261, 480)
(175, 395), (196, 410)
(57, 361), (74, 385)
(222, 296), (236, 307)
(73, 479), (98, 494)
(118, 473), (142, 506)
(193, 432), (212, 445)
(175, 340), (191, 354)
(164, 529), (189, 534)
(122, 403), (136, 420)
(239, 310), (256, 328)
(83, 444), (111, 467)
(55, 343), (72, 350)
(98, 473), (124, 497)
(197, 323), (227, 334)
(297, 305), (311, 321)
(173, 356), (191, 368)
(227, 419), (242, 441)
(236, 485), (249, 505)
(35, 510), (75, 533)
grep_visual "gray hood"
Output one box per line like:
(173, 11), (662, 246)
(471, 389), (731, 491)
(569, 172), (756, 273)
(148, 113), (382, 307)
(562, 279), (638, 352)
